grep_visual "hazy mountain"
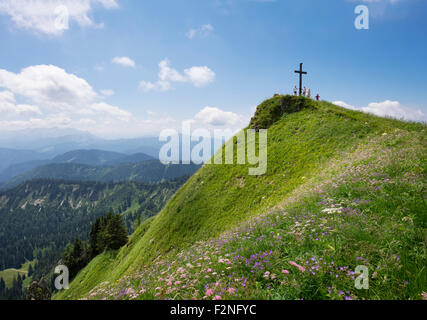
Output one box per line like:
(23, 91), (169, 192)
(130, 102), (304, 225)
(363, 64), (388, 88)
(0, 128), (163, 158)
(1, 160), (200, 190)
(51, 149), (153, 166)
(0, 150), (155, 184)
(0, 148), (50, 173)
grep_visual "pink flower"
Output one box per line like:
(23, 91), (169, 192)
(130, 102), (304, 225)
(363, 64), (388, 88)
(289, 261), (305, 272)
(125, 288), (136, 296)
(206, 289), (214, 297)
(282, 270), (290, 274)
(228, 288), (236, 294)
(213, 295), (222, 300)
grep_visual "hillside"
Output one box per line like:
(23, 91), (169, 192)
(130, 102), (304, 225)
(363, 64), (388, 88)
(55, 96), (426, 300)
(1, 160), (200, 190)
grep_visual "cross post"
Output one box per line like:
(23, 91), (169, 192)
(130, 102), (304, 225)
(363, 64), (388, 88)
(294, 63), (307, 96)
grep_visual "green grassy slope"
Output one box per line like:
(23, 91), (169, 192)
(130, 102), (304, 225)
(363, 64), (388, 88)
(0, 260), (35, 288)
(55, 96), (426, 300)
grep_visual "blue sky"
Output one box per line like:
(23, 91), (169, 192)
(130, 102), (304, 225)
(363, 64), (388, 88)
(0, 0), (426, 138)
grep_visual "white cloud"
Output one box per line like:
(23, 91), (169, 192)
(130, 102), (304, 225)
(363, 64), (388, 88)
(184, 66), (216, 87)
(112, 56), (136, 68)
(333, 101), (358, 110)
(186, 24), (214, 39)
(0, 0), (118, 36)
(0, 90), (42, 116)
(0, 64), (98, 110)
(182, 106), (250, 135)
(140, 59), (215, 92)
(90, 102), (131, 121)
(100, 89), (115, 96)
(333, 100), (426, 122)
(0, 64), (135, 137)
(194, 107), (242, 127)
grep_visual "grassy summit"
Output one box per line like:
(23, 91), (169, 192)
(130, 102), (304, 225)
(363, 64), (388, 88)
(55, 96), (426, 300)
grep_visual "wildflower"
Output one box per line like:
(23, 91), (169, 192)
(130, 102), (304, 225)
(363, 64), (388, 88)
(228, 288), (236, 294)
(289, 261), (305, 272)
(282, 270), (290, 274)
(213, 295), (222, 300)
(125, 288), (136, 296)
(206, 289), (214, 297)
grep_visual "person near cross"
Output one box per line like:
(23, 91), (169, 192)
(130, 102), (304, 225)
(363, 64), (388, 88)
(303, 86), (307, 97)
(294, 63), (307, 96)
(307, 88), (311, 98)
(316, 93), (320, 101)
(293, 86), (298, 96)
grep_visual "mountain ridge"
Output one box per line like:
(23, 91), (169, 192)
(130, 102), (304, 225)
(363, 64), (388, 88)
(49, 95), (426, 300)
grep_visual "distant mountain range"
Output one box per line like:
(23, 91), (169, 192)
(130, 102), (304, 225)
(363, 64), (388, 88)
(0, 149), (155, 185)
(0, 128), (163, 158)
(0, 128), (222, 188)
(0, 149), (200, 190)
(51, 149), (154, 166)
(0, 148), (50, 173)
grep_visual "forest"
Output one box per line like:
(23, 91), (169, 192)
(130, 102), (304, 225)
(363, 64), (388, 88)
(0, 176), (189, 299)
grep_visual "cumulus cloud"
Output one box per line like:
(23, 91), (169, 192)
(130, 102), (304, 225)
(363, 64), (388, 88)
(140, 59), (215, 92)
(90, 102), (131, 121)
(0, 90), (42, 116)
(333, 100), (426, 122)
(333, 101), (358, 110)
(182, 106), (250, 134)
(0, 65), (98, 110)
(184, 66), (216, 87)
(112, 56), (136, 68)
(194, 107), (242, 127)
(0, 64), (135, 136)
(0, 0), (118, 36)
(186, 24), (214, 39)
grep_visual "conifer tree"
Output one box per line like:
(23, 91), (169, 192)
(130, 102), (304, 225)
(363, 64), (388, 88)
(104, 214), (128, 250)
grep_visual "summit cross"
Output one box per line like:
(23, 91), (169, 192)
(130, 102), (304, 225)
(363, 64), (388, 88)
(294, 63), (307, 96)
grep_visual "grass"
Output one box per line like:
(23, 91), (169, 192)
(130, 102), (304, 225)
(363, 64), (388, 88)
(54, 96), (426, 300)
(0, 260), (36, 288)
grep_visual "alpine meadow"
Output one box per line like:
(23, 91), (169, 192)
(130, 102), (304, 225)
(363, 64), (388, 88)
(54, 96), (426, 301)
(0, 0), (426, 312)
